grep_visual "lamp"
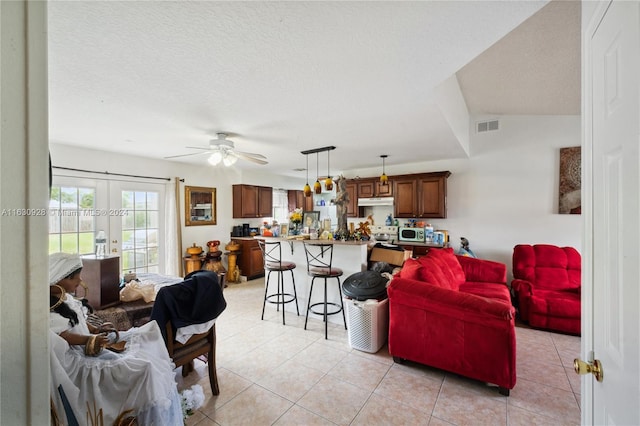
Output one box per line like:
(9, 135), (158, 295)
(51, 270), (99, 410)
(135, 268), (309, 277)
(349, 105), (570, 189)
(208, 150), (238, 167)
(300, 146), (336, 192)
(222, 152), (238, 166)
(303, 154), (312, 197)
(379, 154), (388, 185)
(325, 150), (333, 191)
(208, 151), (223, 166)
(314, 153), (322, 194)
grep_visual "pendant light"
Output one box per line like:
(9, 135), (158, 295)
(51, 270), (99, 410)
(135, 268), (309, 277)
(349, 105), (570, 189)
(324, 150), (333, 191)
(313, 153), (322, 194)
(303, 154), (312, 197)
(379, 154), (389, 185)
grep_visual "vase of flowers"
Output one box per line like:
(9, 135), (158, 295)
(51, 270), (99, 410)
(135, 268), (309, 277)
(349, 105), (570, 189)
(289, 208), (303, 235)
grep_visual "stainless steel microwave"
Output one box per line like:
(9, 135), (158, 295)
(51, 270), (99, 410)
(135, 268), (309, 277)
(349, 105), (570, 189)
(398, 227), (425, 242)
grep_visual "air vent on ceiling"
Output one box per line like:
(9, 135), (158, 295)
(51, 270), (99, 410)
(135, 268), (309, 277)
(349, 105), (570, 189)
(476, 119), (500, 133)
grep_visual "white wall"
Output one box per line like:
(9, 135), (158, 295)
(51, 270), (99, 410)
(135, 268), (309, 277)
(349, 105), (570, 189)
(346, 115), (582, 280)
(52, 114), (581, 280)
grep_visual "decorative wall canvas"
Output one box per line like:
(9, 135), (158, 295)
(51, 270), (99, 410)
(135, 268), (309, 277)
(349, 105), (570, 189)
(559, 147), (581, 214)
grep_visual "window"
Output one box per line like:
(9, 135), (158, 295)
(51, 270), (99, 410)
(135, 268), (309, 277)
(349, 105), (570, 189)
(120, 190), (160, 274)
(49, 186), (96, 254)
(272, 189), (289, 224)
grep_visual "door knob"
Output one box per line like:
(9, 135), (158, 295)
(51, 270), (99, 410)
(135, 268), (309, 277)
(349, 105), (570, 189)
(574, 358), (604, 382)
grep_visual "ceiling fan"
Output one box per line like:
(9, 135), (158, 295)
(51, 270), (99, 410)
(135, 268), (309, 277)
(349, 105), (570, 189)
(164, 133), (268, 166)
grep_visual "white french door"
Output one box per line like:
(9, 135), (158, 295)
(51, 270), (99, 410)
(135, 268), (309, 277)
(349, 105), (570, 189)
(108, 181), (166, 275)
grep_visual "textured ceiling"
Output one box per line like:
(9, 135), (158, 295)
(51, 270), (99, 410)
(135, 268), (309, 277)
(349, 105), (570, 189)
(47, 0), (580, 178)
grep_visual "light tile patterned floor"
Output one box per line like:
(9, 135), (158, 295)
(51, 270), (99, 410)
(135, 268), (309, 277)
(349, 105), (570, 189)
(176, 278), (582, 426)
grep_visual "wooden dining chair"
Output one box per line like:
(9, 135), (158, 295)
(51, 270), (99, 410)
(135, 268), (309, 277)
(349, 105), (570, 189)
(164, 318), (219, 395)
(152, 271), (226, 396)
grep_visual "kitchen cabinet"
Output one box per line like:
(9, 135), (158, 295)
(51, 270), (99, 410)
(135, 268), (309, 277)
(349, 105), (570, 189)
(232, 238), (264, 279)
(233, 184), (273, 218)
(345, 181), (360, 217)
(357, 178), (393, 198)
(80, 255), (120, 309)
(287, 190), (314, 212)
(393, 171), (450, 219)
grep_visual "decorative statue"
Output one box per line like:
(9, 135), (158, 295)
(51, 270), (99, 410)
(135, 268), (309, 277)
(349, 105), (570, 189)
(334, 175), (349, 236)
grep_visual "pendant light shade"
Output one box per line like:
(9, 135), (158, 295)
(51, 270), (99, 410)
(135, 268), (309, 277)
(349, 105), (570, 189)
(379, 154), (389, 185)
(325, 150), (333, 191)
(300, 146), (336, 193)
(314, 153), (322, 194)
(303, 154), (312, 197)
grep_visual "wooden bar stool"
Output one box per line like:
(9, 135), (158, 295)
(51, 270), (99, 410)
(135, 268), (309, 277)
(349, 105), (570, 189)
(258, 239), (299, 325)
(302, 242), (347, 339)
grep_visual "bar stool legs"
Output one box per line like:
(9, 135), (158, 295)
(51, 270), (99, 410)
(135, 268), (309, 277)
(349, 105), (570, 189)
(262, 268), (299, 325)
(259, 240), (298, 326)
(304, 275), (347, 339)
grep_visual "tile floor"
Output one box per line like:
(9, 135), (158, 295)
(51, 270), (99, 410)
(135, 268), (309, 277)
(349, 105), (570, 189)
(176, 278), (582, 426)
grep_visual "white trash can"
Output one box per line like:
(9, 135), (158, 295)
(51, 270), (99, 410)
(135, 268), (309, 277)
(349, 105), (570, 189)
(343, 297), (389, 353)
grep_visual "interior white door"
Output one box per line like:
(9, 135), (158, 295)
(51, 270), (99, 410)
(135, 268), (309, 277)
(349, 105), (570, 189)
(588, 1), (640, 424)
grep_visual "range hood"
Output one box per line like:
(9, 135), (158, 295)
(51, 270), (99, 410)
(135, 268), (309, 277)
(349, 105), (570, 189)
(358, 197), (394, 207)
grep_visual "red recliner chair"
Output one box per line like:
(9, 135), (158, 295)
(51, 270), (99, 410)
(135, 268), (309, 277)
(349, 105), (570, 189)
(511, 244), (581, 335)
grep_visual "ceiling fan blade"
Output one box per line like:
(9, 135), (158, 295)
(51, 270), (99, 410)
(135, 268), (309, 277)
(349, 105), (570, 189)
(164, 151), (210, 159)
(234, 151), (269, 165)
(185, 146), (213, 151)
(233, 150), (267, 160)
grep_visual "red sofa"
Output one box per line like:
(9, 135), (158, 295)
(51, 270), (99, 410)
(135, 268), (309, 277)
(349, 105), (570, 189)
(387, 248), (516, 395)
(511, 244), (581, 335)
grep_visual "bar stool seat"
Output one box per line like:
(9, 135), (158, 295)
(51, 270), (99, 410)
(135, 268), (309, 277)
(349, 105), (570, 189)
(259, 240), (299, 325)
(303, 242), (347, 339)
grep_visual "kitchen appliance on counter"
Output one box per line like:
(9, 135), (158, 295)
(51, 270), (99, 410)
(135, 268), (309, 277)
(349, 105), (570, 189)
(398, 226), (425, 242)
(369, 225), (398, 242)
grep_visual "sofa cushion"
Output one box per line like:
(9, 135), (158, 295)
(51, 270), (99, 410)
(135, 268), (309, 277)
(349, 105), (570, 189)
(529, 288), (581, 318)
(397, 258), (423, 281)
(417, 257), (452, 290)
(426, 248), (466, 290)
(459, 282), (511, 303)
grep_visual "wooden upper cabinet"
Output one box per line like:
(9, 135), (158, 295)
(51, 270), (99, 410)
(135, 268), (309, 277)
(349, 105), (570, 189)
(345, 181), (359, 217)
(358, 179), (393, 198)
(287, 190), (313, 212)
(393, 178), (417, 218)
(258, 186), (273, 217)
(393, 171), (450, 218)
(417, 176), (446, 218)
(233, 184), (273, 218)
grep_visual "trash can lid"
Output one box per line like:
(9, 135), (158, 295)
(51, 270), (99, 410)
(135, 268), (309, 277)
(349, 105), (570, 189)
(342, 270), (388, 301)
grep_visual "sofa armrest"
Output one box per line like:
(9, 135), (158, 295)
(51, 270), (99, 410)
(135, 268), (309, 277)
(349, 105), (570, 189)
(456, 255), (507, 284)
(388, 277), (515, 321)
(511, 279), (532, 296)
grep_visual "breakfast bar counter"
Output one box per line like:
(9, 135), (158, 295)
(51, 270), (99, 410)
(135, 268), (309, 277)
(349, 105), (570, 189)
(256, 237), (369, 325)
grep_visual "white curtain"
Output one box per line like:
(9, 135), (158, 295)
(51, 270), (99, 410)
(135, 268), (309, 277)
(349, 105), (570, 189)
(163, 179), (180, 276)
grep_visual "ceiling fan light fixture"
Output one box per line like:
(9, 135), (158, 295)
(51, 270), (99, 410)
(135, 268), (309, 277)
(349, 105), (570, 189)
(222, 152), (238, 166)
(380, 154), (389, 185)
(208, 151), (223, 166)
